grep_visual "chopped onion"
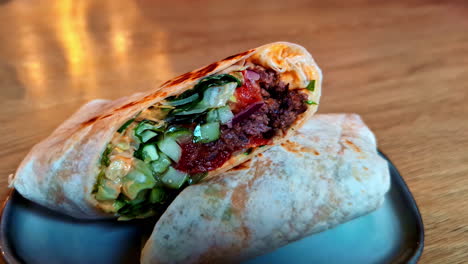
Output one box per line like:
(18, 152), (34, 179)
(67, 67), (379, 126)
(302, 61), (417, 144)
(245, 70), (260, 81)
(230, 102), (264, 125)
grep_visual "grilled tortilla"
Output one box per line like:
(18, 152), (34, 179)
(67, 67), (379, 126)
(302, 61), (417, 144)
(141, 114), (390, 264)
(10, 42), (322, 219)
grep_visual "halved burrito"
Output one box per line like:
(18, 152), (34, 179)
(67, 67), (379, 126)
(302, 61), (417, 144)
(11, 42), (322, 219)
(141, 114), (391, 264)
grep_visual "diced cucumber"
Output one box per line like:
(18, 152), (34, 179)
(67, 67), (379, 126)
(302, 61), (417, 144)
(166, 127), (192, 143)
(149, 187), (166, 203)
(157, 137), (182, 162)
(160, 167), (188, 189)
(165, 93), (199, 106)
(151, 153), (172, 174)
(134, 120), (165, 136)
(135, 159), (154, 178)
(205, 107), (233, 124)
(121, 161), (156, 200)
(189, 172), (208, 184)
(140, 130), (158, 143)
(135, 121), (156, 135)
(206, 109), (219, 123)
(129, 190), (148, 205)
(95, 178), (121, 201)
(217, 106), (234, 124)
(193, 122), (220, 143)
(142, 144), (159, 163)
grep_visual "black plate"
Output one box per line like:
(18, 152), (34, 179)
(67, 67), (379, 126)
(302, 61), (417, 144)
(0, 151), (424, 264)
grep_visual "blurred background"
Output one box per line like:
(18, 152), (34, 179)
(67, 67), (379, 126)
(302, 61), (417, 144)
(0, 0), (467, 263)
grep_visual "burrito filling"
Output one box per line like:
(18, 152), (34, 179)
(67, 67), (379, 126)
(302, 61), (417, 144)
(94, 65), (316, 219)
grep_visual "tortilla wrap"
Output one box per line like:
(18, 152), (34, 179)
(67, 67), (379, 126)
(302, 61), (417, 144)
(10, 42), (322, 219)
(141, 114), (390, 264)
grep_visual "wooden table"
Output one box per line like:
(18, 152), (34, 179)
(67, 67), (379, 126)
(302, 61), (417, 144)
(0, 0), (467, 263)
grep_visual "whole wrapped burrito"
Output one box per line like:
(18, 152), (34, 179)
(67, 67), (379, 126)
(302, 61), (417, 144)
(10, 42), (322, 219)
(141, 114), (390, 263)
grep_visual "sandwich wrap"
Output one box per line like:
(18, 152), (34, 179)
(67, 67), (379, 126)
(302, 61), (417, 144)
(10, 42), (322, 219)
(141, 114), (390, 264)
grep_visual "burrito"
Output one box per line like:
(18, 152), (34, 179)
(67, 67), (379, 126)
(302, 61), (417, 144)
(10, 42), (322, 219)
(141, 114), (390, 264)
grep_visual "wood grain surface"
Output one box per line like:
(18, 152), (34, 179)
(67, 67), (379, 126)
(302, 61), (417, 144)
(0, 0), (467, 263)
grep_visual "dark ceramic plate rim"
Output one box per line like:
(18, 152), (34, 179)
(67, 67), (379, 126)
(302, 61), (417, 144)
(380, 151), (424, 263)
(0, 150), (424, 264)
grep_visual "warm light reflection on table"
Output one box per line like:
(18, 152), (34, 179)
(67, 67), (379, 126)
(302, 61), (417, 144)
(3, 0), (175, 102)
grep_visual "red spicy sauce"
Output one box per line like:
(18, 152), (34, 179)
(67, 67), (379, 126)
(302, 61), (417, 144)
(231, 71), (263, 114)
(248, 137), (271, 148)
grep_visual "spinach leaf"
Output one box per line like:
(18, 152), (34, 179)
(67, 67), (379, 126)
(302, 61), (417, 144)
(101, 144), (112, 167)
(306, 80), (316, 91)
(305, 100), (318, 105)
(92, 170), (106, 194)
(194, 74), (242, 92)
(165, 74), (242, 121)
(117, 118), (135, 133)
